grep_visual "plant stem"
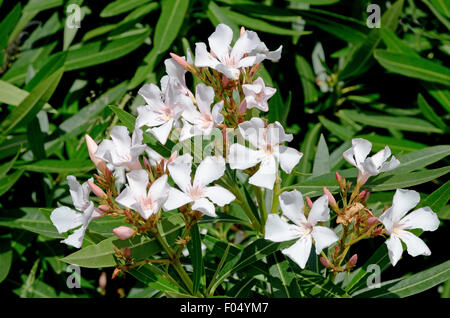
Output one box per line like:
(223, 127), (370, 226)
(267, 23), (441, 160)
(255, 187), (267, 230)
(270, 173), (281, 214)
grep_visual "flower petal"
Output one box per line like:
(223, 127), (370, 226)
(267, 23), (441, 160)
(126, 169), (148, 199)
(167, 153), (192, 192)
(266, 121), (293, 145)
(343, 138), (372, 169)
(230, 30), (261, 63)
(149, 174), (170, 203)
(278, 146), (303, 174)
(400, 207), (440, 232)
(192, 197), (217, 217)
(264, 214), (302, 242)
(194, 42), (220, 69)
(312, 226), (338, 254)
(204, 186), (235, 206)
(195, 83), (215, 115)
(307, 195), (330, 226)
(115, 185), (138, 210)
(279, 190), (306, 227)
(67, 176), (90, 211)
(61, 225), (88, 249)
(228, 143), (262, 170)
(386, 234), (403, 266)
(249, 155), (277, 190)
(238, 117), (265, 148)
(149, 118), (174, 145)
(50, 206), (83, 234)
(398, 230), (431, 257)
(193, 156), (226, 188)
(208, 24), (233, 63)
(164, 187), (193, 211)
(138, 83), (163, 106)
(391, 189), (420, 223)
(281, 235), (312, 269)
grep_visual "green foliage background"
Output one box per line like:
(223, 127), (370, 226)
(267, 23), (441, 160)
(0, 0), (448, 298)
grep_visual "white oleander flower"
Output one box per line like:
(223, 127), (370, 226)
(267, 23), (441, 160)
(194, 24), (282, 80)
(265, 190), (339, 269)
(50, 176), (103, 248)
(164, 154), (235, 217)
(343, 138), (400, 185)
(242, 77), (276, 112)
(136, 79), (193, 144)
(228, 117), (302, 190)
(379, 189), (439, 267)
(180, 83), (224, 141)
(116, 170), (170, 220)
(95, 126), (146, 170)
(161, 54), (194, 98)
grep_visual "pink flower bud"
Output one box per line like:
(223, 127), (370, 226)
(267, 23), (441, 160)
(88, 181), (106, 198)
(335, 171), (342, 183)
(169, 52), (192, 71)
(320, 257), (331, 268)
(240, 26), (246, 36)
(366, 216), (379, 227)
(112, 268), (120, 279)
(123, 247), (131, 257)
(349, 254), (358, 266)
(98, 205), (110, 212)
(373, 227), (383, 236)
(323, 187), (337, 206)
(85, 134), (107, 173)
(238, 99), (247, 114)
(364, 191), (370, 202)
(222, 75), (229, 85)
(359, 189), (367, 199)
(305, 196), (313, 209)
(99, 272), (107, 289)
(113, 226), (134, 240)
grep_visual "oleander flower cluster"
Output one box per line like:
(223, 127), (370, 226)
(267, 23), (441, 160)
(50, 24), (440, 291)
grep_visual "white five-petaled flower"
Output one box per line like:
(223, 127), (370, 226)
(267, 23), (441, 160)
(116, 170), (170, 220)
(265, 190), (339, 269)
(95, 126), (146, 170)
(136, 79), (192, 145)
(161, 54), (194, 99)
(379, 189), (439, 267)
(228, 117), (303, 190)
(343, 138), (400, 185)
(195, 24), (282, 80)
(164, 154), (236, 217)
(242, 77), (276, 112)
(180, 83), (224, 141)
(50, 176), (103, 248)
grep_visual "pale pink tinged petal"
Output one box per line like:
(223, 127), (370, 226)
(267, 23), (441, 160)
(163, 187), (193, 211)
(160, 75), (169, 93)
(263, 45), (282, 61)
(307, 195), (330, 226)
(195, 83), (215, 115)
(311, 226), (339, 254)
(126, 158), (142, 170)
(211, 101), (224, 125)
(126, 169), (148, 199)
(243, 95), (259, 111)
(179, 119), (196, 141)
(181, 102), (201, 124)
(67, 176), (89, 211)
(136, 106), (166, 127)
(379, 207), (395, 234)
(237, 55), (263, 68)
(398, 230), (431, 257)
(85, 135), (107, 172)
(215, 63), (240, 80)
(149, 174), (170, 202)
(192, 197), (217, 217)
(95, 139), (114, 163)
(204, 186), (236, 206)
(193, 156), (226, 188)
(116, 186), (138, 210)
(238, 117), (265, 148)
(167, 153), (193, 192)
(208, 24), (233, 63)
(164, 56), (187, 85)
(61, 225), (87, 249)
(342, 147), (357, 167)
(228, 143), (262, 170)
(249, 155), (277, 190)
(281, 235), (312, 269)
(194, 42), (219, 68)
(230, 30), (261, 62)
(400, 207), (440, 232)
(391, 189), (420, 223)
(92, 208), (104, 219)
(138, 83), (163, 106)
(267, 122), (293, 145)
(385, 234), (403, 266)
(265, 214), (302, 242)
(50, 206), (83, 234)
(278, 146), (303, 174)
(110, 126), (132, 152)
(279, 190), (306, 227)
(150, 119), (174, 145)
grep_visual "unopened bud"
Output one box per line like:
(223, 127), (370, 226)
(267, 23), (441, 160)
(238, 99), (247, 114)
(336, 171), (342, 183)
(123, 247), (131, 258)
(88, 181), (106, 198)
(127, 158), (142, 170)
(124, 210), (132, 218)
(359, 190), (367, 199)
(320, 257), (331, 268)
(323, 187), (337, 207)
(364, 191), (370, 202)
(373, 227), (383, 236)
(169, 52), (192, 71)
(305, 196), (313, 209)
(367, 216), (379, 227)
(85, 134), (107, 174)
(240, 26), (246, 36)
(99, 272), (107, 290)
(98, 205), (110, 212)
(112, 268), (120, 279)
(113, 226), (134, 240)
(348, 254), (358, 266)
(222, 75), (229, 86)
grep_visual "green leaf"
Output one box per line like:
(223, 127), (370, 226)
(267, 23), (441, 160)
(207, 2), (240, 42)
(295, 55), (319, 105)
(417, 94), (447, 131)
(13, 159), (94, 174)
(0, 67), (63, 137)
(339, 0), (404, 79)
(319, 116), (354, 140)
(339, 110), (443, 134)
(418, 181), (450, 219)
(293, 267), (350, 298)
(430, 0), (450, 18)
(423, 83), (450, 114)
(186, 223), (205, 295)
(374, 50), (450, 85)
(353, 260), (450, 298)
(296, 123), (321, 181)
(100, 0), (153, 17)
(0, 80), (53, 111)
(109, 105), (136, 132)
(268, 253), (302, 298)
(153, 0), (190, 55)
(60, 214), (185, 268)
(0, 170), (24, 197)
(356, 134), (426, 153)
(0, 235), (13, 283)
(379, 28), (418, 56)
(312, 134), (330, 177)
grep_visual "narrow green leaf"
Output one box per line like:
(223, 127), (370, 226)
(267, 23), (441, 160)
(312, 134), (330, 177)
(296, 123), (321, 180)
(0, 170), (24, 197)
(295, 55), (318, 104)
(109, 105), (136, 132)
(100, 0), (153, 17)
(13, 159), (94, 174)
(268, 253), (302, 298)
(319, 116), (354, 141)
(0, 235), (12, 283)
(186, 223), (205, 295)
(417, 94), (447, 131)
(418, 181), (450, 219)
